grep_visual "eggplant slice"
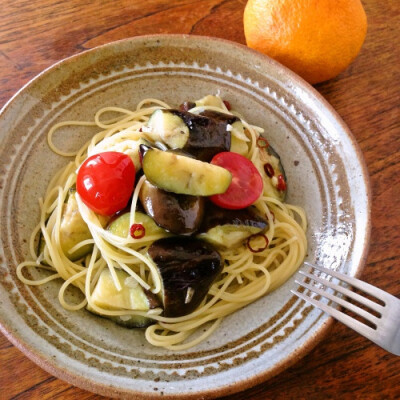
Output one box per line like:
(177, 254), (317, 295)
(107, 210), (168, 237)
(147, 109), (238, 162)
(139, 180), (205, 235)
(148, 237), (222, 317)
(197, 202), (268, 248)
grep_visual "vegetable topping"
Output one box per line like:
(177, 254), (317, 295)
(140, 146), (232, 197)
(130, 223), (146, 239)
(209, 152), (263, 210)
(276, 174), (287, 191)
(197, 202), (268, 248)
(247, 233), (269, 253)
(146, 109), (234, 162)
(263, 162), (275, 178)
(139, 179), (204, 235)
(223, 100), (232, 110)
(256, 137), (269, 148)
(148, 237), (222, 317)
(77, 152), (136, 216)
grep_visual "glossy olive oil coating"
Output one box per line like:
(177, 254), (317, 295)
(199, 202), (268, 232)
(148, 237), (222, 317)
(139, 180), (204, 235)
(170, 109), (236, 162)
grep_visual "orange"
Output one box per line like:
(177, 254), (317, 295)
(243, 0), (367, 84)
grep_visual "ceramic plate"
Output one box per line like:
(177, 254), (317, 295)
(0, 35), (370, 399)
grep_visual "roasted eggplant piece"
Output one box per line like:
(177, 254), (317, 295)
(148, 237), (222, 317)
(140, 146), (232, 196)
(197, 202), (268, 248)
(88, 269), (160, 328)
(253, 142), (287, 201)
(147, 109), (237, 161)
(199, 112), (250, 155)
(107, 210), (168, 238)
(139, 180), (204, 235)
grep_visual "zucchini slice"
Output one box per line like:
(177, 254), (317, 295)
(197, 203), (268, 248)
(194, 94), (225, 108)
(147, 109), (189, 149)
(107, 211), (168, 238)
(88, 269), (160, 328)
(230, 134), (249, 156)
(147, 109), (235, 161)
(59, 190), (94, 260)
(141, 146), (232, 196)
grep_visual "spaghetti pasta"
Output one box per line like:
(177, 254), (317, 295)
(17, 95), (307, 350)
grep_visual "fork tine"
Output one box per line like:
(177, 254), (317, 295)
(294, 263), (400, 356)
(298, 270), (385, 315)
(294, 278), (381, 327)
(304, 262), (393, 304)
(291, 289), (378, 342)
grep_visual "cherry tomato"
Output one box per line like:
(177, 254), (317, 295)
(210, 152), (263, 209)
(77, 152), (135, 216)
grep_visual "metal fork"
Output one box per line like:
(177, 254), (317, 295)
(291, 262), (400, 356)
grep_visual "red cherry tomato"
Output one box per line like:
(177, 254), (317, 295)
(77, 152), (135, 216)
(210, 152), (263, 210)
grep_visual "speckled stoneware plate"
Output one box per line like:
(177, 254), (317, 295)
(0, 35), (370, 399)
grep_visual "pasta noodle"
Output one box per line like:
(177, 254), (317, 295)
(17, 96), (307, 350)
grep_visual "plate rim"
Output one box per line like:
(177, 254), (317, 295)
(0, 34), (372, 399)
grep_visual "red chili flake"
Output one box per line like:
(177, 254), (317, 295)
(130, 224), (145, 239)
(263, 163), (275, 178)
(256, 137), (269, 149)
(247, 234), (269, 253)
(223, 100), (232, 110)
(139, 127), (143, 132)
(276, 174), (287, 191)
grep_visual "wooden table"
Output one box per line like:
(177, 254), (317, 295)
(0, 0), (399, 398)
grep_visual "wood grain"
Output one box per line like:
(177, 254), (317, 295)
(1, 0), (399, 398)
